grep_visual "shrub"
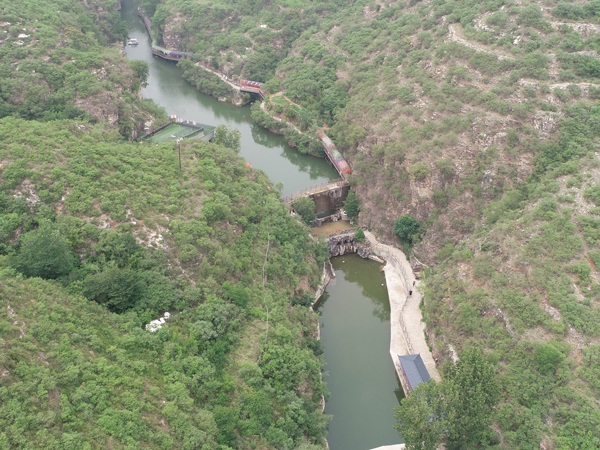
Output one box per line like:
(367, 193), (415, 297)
(10, 220), (76, 280)
(81, 267), (144, 313)
(223, 282), (250, 308)
(535, 344), (564, 374)
(411, 162), (431, 180)
(433, 190), (449, 207)
(292, 196), (316, 224)
(552, 3), (585, 20)
(355, 228), (365, 242)
(393, 215), (422, 246)
(436, 159), (455, 178)
(486, 11), (508, 28)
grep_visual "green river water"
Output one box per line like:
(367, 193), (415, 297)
(121, 0), (338, 197)
(122, 2), (402, 447)
(317, 255), (403, 449)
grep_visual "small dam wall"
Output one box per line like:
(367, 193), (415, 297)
(310, 183), (350, 215)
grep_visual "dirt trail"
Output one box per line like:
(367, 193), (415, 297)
(364, 230), (441, 383)
(447, 23), (513, 60)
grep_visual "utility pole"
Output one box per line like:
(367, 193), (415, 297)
(177, 138), (182, 170)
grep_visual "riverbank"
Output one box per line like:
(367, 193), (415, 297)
(364, 231), (441, 386)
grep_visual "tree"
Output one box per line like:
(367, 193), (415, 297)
(292, 197), (316, 224)
(355, 228), (365, 242)
(10, 220), (75, 279)
(223, 282), (250, 308)
(81, 267), (144, 313)
(213, 125), (241, 153)
(130, 60), (149, 88)
(445, 349), (500, 450)
(394, 349), (499, 450)
(344, 190), (360, 220)
(393, 215), (422, 246)
(394, 380), (447, 450)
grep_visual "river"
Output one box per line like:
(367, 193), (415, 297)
(121, 0), (338, 197)
(121, 2), (402, 447)
(317, 255), (403, 449)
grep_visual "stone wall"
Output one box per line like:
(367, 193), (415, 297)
(310, 184), (350, 214)
(311, 211), (342, 227)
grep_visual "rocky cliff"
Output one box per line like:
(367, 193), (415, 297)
(327, 231), (370, 258)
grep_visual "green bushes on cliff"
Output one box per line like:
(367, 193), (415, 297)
(0, 0), (166, 138)
(0, 117), (330, 448)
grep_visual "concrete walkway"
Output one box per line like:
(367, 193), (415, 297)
(364, 231), (441, 383)
(370, 445), (405, 450)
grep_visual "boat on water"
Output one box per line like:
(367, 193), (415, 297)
(127, 38), (139, 45)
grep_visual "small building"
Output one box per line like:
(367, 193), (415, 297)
(398, 354), (431, 393)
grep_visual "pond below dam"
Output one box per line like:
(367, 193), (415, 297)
(122, 1), (403, 446)
(317, 255), (403, 450)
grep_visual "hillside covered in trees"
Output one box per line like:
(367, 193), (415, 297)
(0, 118), (330, 449)
(145, 0), (600, 447)
(0, 0), (331, 449)
(0, 0), (167, 139)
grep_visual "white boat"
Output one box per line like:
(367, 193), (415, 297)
(127, 38), (139, 45)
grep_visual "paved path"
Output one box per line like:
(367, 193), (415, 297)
(370, 445), (405, 450)
(364, 231), (441, 383)
(193, 62), (241, 91)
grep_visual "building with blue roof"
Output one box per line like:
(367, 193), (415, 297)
(398, 354), (431, 393)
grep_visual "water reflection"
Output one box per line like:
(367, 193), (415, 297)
(121, 0), (339, 196)
(337, 257), (391, 322)
(318, 254), (402, 449)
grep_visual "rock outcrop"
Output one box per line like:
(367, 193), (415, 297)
(327, 231), (370, 258)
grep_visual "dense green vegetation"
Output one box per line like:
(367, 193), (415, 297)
(393, 215), (422, 248)
(395, 349), (500, 450)
(147, 0), (600, 446)
(292, 197), (316, 225)
(414, 98), (600, 449)
(343, 190), (360, 221)
(0, 117), (330, 449)
(0, 0), (167, 139)
(0, 1), (335, 448)
(8, 0), (600, 447)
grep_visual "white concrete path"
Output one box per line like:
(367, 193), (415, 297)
(370, 445), (406, 450)
(364, 231), (441, 383)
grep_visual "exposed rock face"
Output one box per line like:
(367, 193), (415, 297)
(327, 231), (370, 258)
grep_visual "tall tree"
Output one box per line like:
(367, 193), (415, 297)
(393, 215), (421, 246)
(445, 348), (500, 450)
(394, 380), (447, 450)
(394, 349), (499, 450)
(213, 125), (242, 153)
(344, 189), (360, 220)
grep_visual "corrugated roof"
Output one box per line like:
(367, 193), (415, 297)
(398, 354), (431, 390)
